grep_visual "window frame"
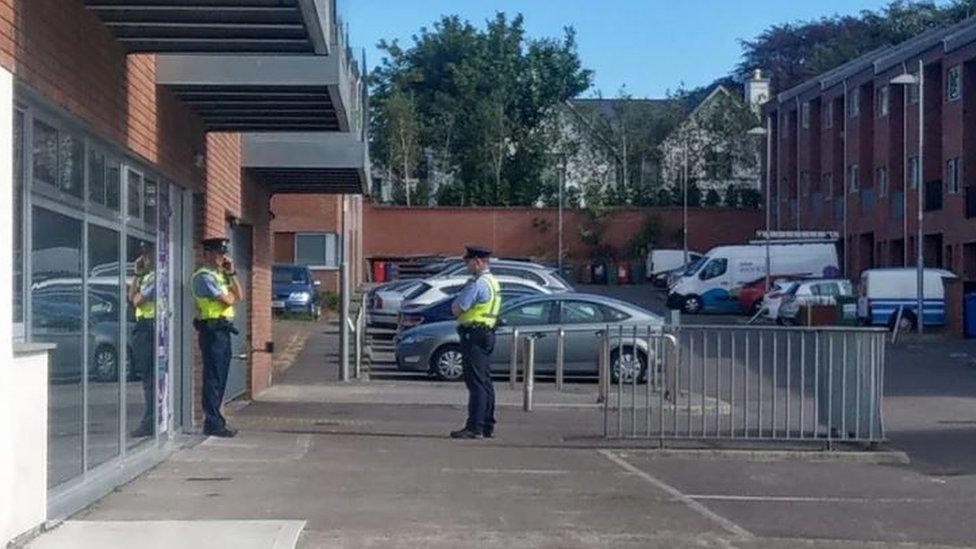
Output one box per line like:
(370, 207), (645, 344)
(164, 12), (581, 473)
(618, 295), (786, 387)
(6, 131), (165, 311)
(849, 164), (859, 193)
(500, 300), (554, 327)
(848, 89), (860, 118)
(876, 166), (888, 197)
(947, 65), (962, 102)
(558, 300), (607, 325)
(801, 102), (810, 129)
(822, 172), (834, 199)
(876, 85), (890, 117)
(823, 100), (834, 129)
(947, 157), (961, 194)
(294, 232), (340, 270)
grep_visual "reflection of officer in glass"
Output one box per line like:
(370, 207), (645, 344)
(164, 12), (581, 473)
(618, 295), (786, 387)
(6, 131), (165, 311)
(450, 245), (502, 439)
(129, 243), (156, 438)
(192, 237), (243, 438)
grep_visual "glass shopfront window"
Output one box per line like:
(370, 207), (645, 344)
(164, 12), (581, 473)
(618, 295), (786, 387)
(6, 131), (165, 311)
(32, 205), (84, 487)
(87, 223), (122, 469)
(15, 99), (182, 498)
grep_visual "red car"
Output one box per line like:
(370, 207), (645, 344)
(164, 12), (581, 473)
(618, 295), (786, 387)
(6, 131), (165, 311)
(737, 275), (805, 315)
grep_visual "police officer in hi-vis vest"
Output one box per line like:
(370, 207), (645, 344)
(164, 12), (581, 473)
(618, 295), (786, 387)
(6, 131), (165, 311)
(450, 245), (502, 439)
(192, 237), (244, 438)
(128, 242), (156, 438)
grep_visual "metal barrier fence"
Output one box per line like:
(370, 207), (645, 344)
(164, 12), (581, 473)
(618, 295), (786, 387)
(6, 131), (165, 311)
(599, 324), (887, 444)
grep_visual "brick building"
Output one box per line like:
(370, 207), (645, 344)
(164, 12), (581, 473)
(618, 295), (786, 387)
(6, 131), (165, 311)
(0, 0), (368, 540)
(766, 19), (976, 295)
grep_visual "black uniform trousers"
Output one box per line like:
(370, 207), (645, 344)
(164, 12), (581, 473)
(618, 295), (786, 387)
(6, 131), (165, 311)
(198, 321), (233, 430)
(459, 325), (496, 435)
(132, 318), (155, 431)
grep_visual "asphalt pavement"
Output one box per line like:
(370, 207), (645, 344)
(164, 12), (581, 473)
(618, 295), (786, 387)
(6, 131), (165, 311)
(29, 286), (976, 548)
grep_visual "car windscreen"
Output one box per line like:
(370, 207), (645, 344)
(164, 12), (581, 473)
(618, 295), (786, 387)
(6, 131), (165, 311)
(682, 257), (706, 276)
(273, 266), (307, 284)
(404, 282), (432, 300)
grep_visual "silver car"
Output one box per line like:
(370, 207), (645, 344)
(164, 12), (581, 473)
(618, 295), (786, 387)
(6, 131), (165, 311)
(370, 260), (571, 327)
(395, 293), (663, 382)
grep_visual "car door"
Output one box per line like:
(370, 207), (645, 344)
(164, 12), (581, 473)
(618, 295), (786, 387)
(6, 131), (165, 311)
(492, 300), (556, 374)
(697, 257), (734, 312)
(558, 299), (611, 373)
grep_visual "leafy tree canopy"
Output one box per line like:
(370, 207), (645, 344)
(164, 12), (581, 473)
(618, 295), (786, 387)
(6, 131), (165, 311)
(370, 13), (592, 206)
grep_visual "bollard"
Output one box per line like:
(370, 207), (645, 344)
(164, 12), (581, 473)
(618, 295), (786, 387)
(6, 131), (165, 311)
(555, 328), (565, 391)
(523, 336), (535, 412)
(597, 330), (609, 404)
(509, 329), (519, 389)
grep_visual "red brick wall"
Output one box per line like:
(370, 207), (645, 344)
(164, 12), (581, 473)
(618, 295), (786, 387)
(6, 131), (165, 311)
(1, 1), (277, 415)
(1, 0), (206, 189)
(363, 205), (763, 263)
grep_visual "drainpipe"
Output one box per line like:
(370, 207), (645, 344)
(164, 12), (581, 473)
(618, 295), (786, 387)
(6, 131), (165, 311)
(340, 195), (350, 381)
(843, 80), (849, 277)
(796, 96), (802, 230)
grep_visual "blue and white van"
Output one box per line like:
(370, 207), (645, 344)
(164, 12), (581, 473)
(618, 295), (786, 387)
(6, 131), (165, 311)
(667, 243), (840, 314)
(857, 268), (957, 330)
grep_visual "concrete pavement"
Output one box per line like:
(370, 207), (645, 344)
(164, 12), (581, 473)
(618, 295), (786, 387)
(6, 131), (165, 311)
(28, 309), (976, 548)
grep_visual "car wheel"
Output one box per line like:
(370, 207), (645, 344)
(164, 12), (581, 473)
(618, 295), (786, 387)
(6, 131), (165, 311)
(888, 310), (916, 332)
(431, 344), (465, 381)
(682, 295), (702, 314)
(92, 344), (118, 382)
(611, 348), (647, 385)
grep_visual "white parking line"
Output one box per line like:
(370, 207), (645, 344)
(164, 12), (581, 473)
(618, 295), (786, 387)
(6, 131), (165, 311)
(686, 495), (943, 504)
(598, 449), (755, 541)
(440, 468), (571, 475)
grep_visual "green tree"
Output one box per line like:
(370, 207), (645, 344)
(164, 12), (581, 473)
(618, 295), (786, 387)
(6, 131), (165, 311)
(370, 13), (592, 206)
(704, 188), (722, 207)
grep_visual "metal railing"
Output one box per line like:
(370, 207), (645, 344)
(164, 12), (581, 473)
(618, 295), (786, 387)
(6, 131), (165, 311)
(600, 324), (887, 445)
(505, 324), (666, 411)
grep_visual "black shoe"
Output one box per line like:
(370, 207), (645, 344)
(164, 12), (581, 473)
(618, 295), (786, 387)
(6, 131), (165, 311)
(204, 425), (238, 438)
(130, 423), (153, 438)
(449, 428), (482, 439)
(482, 431), (494, 439)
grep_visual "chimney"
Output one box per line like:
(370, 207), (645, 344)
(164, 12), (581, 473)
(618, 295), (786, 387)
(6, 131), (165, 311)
(745, 68), (770, 116)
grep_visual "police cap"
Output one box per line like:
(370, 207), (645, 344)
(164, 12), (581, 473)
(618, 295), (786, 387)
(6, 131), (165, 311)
(463, 245), (492, 260)
(202, 237), (230, 254)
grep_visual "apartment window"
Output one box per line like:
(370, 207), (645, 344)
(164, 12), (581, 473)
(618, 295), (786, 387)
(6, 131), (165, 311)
(876, 166), (888, 196)
(947, 66), (962, 102)
(909, 156), (921, 189)
(801, 102), (810, 129)
(947, 157), (961, 194)
(824, 101), (834, 129)
(849, 164), (859, 192)
(908, 73), (920, 104)
(848, 90), (860, 118)
(295, 232), (340, 269)
(822, 173), (834, 199)
(876, 86), (890, 117)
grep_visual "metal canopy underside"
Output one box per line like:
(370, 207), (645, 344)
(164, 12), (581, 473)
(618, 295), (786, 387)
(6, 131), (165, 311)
(249, 168), (363, 194)
(83, 0), (330, 54)
(243, 132), (368, 194)
(168, 84), (339, 131)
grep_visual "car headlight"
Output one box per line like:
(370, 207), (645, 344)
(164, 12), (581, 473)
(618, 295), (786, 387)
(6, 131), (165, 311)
(399, 334), (433, 346)
(289, 291), (311, 303)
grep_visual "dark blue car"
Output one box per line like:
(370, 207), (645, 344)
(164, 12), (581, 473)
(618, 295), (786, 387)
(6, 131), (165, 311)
(272, 264), (322, 319)
(396, 287), (544, 333)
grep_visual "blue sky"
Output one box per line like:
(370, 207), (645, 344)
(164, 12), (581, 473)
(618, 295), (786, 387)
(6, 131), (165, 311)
(339, 0), (893, 97)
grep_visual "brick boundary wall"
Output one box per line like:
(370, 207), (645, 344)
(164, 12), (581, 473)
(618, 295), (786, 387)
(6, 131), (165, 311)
(362, 205), (764, 265)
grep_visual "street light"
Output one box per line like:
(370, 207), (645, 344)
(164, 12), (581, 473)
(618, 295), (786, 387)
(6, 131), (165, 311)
(748, 125), (771, 292)
(890, 65), (924, 334)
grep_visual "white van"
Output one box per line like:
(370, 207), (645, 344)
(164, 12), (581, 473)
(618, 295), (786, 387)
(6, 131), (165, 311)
(645, 249), (702, 279)
(667, 243), (840, 314)
(857, 268), (957, 330)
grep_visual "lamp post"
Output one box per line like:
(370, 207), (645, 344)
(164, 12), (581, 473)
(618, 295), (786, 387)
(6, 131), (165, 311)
(891, 65), (924, 334)
(748, 125), (771, 291)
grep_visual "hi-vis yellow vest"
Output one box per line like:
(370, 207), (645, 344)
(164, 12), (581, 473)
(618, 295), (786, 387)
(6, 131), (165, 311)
(191, 267), (235, 320)
(134, 271), (156, 320)
(457, 273), (501, 328)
